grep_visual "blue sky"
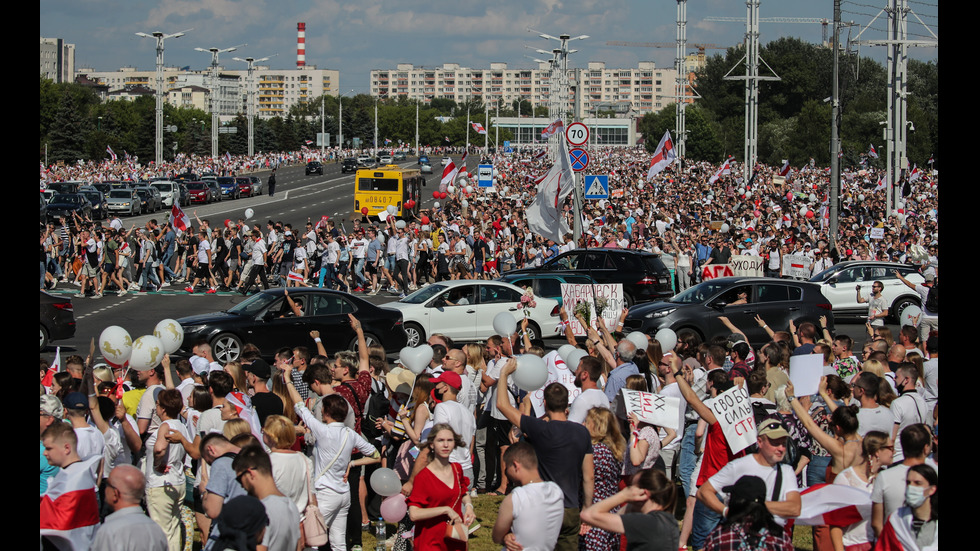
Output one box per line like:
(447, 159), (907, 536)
(41, 0), (938, 93)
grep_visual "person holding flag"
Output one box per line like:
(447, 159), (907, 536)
(646, 130), (676, 181)
(526, 138), (574, 243)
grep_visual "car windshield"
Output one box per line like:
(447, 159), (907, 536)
(668, 281), (731, 304)
(810, 265), (840, 282)
(51, 194), (80, 204)
(227, 292), (280, 317)
(187, 182), (207, 190)
(109, 190), (132, 198)
(151, 183), (172, 192)
(81, 192), (100, 202)
(401, 284), (448, 304)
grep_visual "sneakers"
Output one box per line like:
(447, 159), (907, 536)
(398, 293), (406, 299)
(75, 292), (85, 298)
(185, 287), (194, 293)
(206, 288), (217, 294)
(49, 279), (57, 290)
(91, 293), (102, 299)
(118, 289), (128, 297)
(368, 288), (379, 296)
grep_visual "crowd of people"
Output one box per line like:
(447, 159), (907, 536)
(41, 143), (938, 551)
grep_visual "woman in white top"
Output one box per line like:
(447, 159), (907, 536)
(832, 431), (892, 550)
(262, 415), (313, 515)
(283, 366), (380, 551)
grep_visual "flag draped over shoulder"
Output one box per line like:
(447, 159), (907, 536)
(527, 139), (574, 242)
(40, 456), (103, 550)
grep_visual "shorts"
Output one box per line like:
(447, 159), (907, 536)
(484, 260), (497, 274)
(80, 263), (98, 278)
(473, 261), (484, 274)
(102, 263), (116, 273)
(385, 255), (396, 272)
(365, 262), (378, 275)
(227, 258), (239, 272)
(195, 263), (211, 279)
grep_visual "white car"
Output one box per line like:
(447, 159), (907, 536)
(441, 156), (452, 166)
(809, 261), (925, 322)
(383, 280), (561, 347)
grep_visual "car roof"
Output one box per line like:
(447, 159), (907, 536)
(828, 260), (916, 269)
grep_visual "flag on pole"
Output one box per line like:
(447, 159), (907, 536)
(874, 175), (888, 192)
(305, 140), (313, 145)
(645, 131), (676, 181)
(540, 119), (564, 140)
(287, 271), (305, 282)
(41, 347), (62, 388)
(170, 203), (191, 235)
(927, 154), (934, 165)
(445, 136), (450, 142)
(868, 144), (879, 159)
(708, 158), (732, 184)
(909, 164), (922, 182)
(384, 138), (392, 144)
(470, 122), (487, 135)
(778, 160), (791, 177)
(224, 152), (232, 162)
(106, 146), (117, 161)
(526, 138), (574, 243)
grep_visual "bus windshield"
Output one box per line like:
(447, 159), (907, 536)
(358, 177), (399, 192)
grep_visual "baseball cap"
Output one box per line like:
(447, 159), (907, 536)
(722, 475), (766, 504)
(431, 371), (463, 391)
(63, 392), (88, 410)
(757, 418), (790, 439)
(243, 358), (272, 379)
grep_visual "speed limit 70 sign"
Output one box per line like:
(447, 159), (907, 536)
(565, 122), (589, 146)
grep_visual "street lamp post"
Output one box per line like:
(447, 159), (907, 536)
(232, 54), (273, 157)
(136, 29), (189, 169)
(338, 89), (354, 153)
(195, 44), (242, 159)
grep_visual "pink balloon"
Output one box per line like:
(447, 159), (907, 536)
(380, 494), (407, 523)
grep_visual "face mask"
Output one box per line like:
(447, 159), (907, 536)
(905, 485), (929, 508)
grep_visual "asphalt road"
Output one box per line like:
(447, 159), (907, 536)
(41, 157), (896, 363)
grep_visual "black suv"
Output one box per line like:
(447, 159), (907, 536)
(504, 248), (672, 306)
(306, 161), (323, 176)
(341, 158), (359, 173)
(624, 277), (835, 346)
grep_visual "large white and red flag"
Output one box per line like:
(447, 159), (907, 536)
(540, 119), (564, 140)
(875, 506), (937, 551)
(646, 131), (676, 181)
(708, 157), (732, 184)
(440, 150), (468, 192)
(170, 203), (191, 235)
(778, 160), (792, 177)
(790, 483), (872, 528)
(874, 174), (888, 192)
(526, 138), (574, 243)
(106, 146), (117, 161)
(868, 143), (879, 159)
(41, 347), (62, 388)
(470, 122), (487, 135)
(40, 456), (103, 550)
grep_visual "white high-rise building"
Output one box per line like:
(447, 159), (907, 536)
(40, 37), (75, 83)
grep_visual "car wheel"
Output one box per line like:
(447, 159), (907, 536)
(404, 323), (425, 348)
(623, 292), (635, 308)
(525, 321), (541, 342)
(891, 296), (920, 323)
(40, 325), (48, 352)
(349, 332), (381, 353)
(211, 333), (243, 364)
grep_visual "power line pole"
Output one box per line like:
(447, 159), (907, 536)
(195, 44), (241, 159)
(675, 1), (687, 163)
(830, 0), (842, 239)
(232, 54), (273, 157)
(136, 29), (189, 167)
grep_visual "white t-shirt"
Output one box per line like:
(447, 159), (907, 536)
(197, 239), (211, 264)
(567, 388), (610, 425)
(143, 419), (189, 488)
(833, 466), (873, 547)
(433, 400), (475, 471)
(890, 392), (929, 461)
(707, 455), (800, 526)
(871, 459), (939, 523)
(509, 481), (565, 551)
(857, 405), (894, 437)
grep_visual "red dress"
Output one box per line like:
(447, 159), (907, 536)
(406, 463), (469, 551)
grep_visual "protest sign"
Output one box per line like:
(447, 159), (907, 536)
(782, 254), (811, 279)
(789, 354), (824, 397)
(529, 350), (579, 415)
(729, 255), (764, 277)
(560, 283), (625, 336)
(870, 227), (884, 240)
(707, 385), (756, 454)
(621, 389), (682, 431)
(701, 264), (734, 281)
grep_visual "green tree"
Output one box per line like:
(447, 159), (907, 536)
(48, 88), (90, 162)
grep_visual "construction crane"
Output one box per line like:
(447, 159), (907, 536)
(704, 17), (831, 46)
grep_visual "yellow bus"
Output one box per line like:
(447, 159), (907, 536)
(353, 165), (426, 219)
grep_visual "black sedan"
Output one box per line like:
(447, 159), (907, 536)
(177, 288), (408, 363)
(623, 277), (835, 347)
(46, 193), (93, 223)
(40, 291), (75, 351)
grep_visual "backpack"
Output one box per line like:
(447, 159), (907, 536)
(924, 283), (938, 313)
(360, 378), (390, 441)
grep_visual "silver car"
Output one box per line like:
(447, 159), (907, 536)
(106, 189), (140, 216)
(151, 181), (180, 207)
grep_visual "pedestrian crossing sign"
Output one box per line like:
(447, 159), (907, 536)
(584, 175), (609, 200)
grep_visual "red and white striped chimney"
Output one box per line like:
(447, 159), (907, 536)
(297, 22), (306, 67)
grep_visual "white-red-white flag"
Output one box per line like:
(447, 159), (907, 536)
(909, 164), (922, 182)
(868, 143), (879, 159)
(526, 139), (573, 242)
(778, 160), (791, 177)
(874, 175), (888, 192)
(470, 122), (487, 134)
(540, 119), (564, 139)
(170, 203), (191, 235)
(791, 483), (871, 527)
(646, 131), (676, 181)
(287, 271), (305, 282)
(40, 456), (102, 550)
(106, 146), (117, 161)
(708, 158), (732, 184)
(41, 347), (62, 388)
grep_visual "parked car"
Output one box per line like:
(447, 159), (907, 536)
(306, 161), (323, 176)
(217, 177), (241, 200)
(46, 193), (93, 222)
(441, 156), (452, 166)
(40, 291), (75, 351)
(150, 181), (181, 207)
(249, 176), (264, 195)
(185, 181), (213, 204)
(204, 180), (223, 202)
(504, 248), (672, 306)
(79, 188), (108, 220)
(418, 155), (430, 165)
(342, 158), (359, 173)
(809, 261), (925, 322)
(236, 177), (254, 198)
(394, 151), (407, 161)
(383, 280), (561, 347)
(420, 163), (433, 174)
(134, 186), (163, 213)
(378, 155), (393, 165)
(177, 288), (408, 363)
(357, 155), (375, 167)
(106, 189), (140, 216)
(497, 272), (599, 307)
(624, 277), (835, 347)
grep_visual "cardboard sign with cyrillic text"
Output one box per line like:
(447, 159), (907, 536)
(729, 255), (764, 277)
(707, 385), (757, 454)
(560, 283), (625, 336)
(621, 389), (682, 431)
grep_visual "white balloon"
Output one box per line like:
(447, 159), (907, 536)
(799, 205), (808, 215)
(503, 186), (510, 194)
(809, 193), (817, 202)
(433, 201), (440, 208)
(492, 312), (517, 336)
(465, 185), (473, 194)
(858, 194), (865, 201)
(130, 335), (165, 371)
(739, 188), (746, 195)
(492, 178), (498, 186)
(557, 344), (577, 364)
(654, 328), (677, 353)
(448, 185), (456, 193)
(421, 224), (430, 231)
(153, 319), (184, 355)
(565, 349), (588, 372)
(513, 354), (549, 392)
(637, 182), (644, 189)
(395, 220), (407, 229)
(745, 191), (752, 199)
(720, 223), (730, 233)
(370, 468), (403, 497)
(625, 331), (649, 351)
(244, 207), (255, 220)
(399, 345), (434, 375)
(386, 205), (397, 215)
(460, 199), (469, 208)
(99, 326), (133, 365)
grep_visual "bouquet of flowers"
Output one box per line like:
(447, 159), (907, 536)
(594, 296), (609, 319)
(573, 300), (592, 329)
(520, 287), (537, 317)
